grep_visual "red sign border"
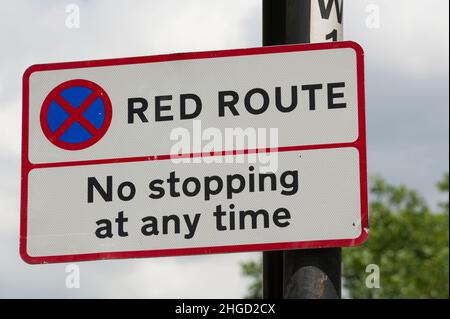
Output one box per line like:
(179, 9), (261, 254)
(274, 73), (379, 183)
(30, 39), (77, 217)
(21, 41), (368, 264)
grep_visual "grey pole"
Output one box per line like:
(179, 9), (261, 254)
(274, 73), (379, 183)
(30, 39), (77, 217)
(262, 0), (343, 299)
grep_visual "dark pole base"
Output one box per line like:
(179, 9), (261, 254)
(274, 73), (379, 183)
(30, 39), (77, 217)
(263, 251), (284, 299)
(283, 248), (341, 299)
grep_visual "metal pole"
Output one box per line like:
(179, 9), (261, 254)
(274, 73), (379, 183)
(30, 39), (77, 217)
(262, 0), (342, 299)
(284, 248), (341, 299)
(263, 251), (284, 299)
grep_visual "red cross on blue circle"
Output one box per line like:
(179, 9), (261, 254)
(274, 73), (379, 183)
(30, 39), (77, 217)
(40, 79), (112, 151)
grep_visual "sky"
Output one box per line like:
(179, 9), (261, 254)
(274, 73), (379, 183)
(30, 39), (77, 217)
(0, 0), (448, 298)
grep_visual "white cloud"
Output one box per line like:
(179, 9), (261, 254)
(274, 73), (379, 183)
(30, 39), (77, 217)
(0, 99), (22, 155)
(346, 0), (449, 77)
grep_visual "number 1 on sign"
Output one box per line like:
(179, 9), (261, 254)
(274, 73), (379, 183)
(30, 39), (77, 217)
(326, 29), (338, 41)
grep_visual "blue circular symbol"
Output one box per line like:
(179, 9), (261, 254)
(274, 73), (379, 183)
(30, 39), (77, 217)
(40, 79), (112, 150)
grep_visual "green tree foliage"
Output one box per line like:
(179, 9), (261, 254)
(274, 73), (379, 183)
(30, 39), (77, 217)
(241, 174), (449, 299)
(437, 173), (449, 214)
(241, 259), (263, 299)
(344, 175), (449, 298)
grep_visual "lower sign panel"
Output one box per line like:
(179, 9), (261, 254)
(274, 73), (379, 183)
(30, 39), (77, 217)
(22, 148), (366, 263)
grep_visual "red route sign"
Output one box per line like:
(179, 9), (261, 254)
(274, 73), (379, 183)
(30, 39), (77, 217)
(21, 42), (368, 264)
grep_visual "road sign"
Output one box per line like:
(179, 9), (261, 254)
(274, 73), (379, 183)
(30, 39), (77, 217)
(21, 41), (367, 264)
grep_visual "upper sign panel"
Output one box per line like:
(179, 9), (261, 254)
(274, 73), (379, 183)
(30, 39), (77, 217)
(23, 42), (363, 164)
